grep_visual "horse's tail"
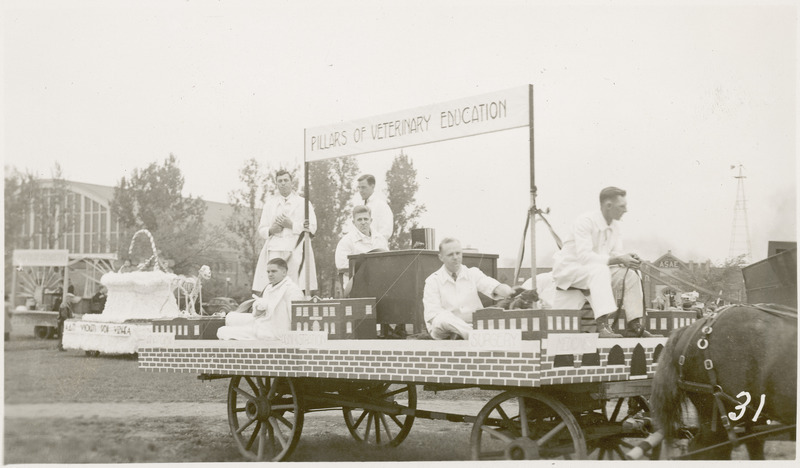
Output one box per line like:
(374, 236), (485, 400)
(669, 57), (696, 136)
(651, 328), (687, 440)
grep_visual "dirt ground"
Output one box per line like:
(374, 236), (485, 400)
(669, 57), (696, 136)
(3, 335), (796, 464)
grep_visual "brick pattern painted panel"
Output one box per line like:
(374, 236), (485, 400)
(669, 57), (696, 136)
(139, 345), (542, 387)
(537, 337), (667, 386)
(139, 336), (667, 388)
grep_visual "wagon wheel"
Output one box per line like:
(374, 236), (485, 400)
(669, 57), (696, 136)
(227, 376), (304, 462)
(34, 326), (50, 340)
(585, 396), (660, 460)
(342, 382), (417, 447)
(471, 390), (587, 460)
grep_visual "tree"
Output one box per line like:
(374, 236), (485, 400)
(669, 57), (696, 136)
(4, 164), (76, 293)
(225, 160), (300, 280)
(385, 151), (426, 250)
(4, 164), (74, 250)
(111, 154), (224, 274)
(4, 167), (26, 253)
(308, 157), (360, 296)
(4, 166), (27, 289)
(675, 255), (747, 304)
(226, 159), (271, 280)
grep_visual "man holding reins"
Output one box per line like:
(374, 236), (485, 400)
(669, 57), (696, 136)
(552, 186), (652, 338)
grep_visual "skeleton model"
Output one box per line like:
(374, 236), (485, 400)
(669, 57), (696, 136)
(175, 265), (211, 315)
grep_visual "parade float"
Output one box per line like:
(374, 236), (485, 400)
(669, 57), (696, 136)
(62, 230), (221, 356)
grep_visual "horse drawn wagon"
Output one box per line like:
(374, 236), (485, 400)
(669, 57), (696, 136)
(139, 316), (669, 461)
(136, 86), (793, 461)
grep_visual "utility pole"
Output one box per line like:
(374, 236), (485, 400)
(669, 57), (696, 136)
(728, 163), (751, 264)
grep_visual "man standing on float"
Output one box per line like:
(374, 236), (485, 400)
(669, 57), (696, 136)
(253, 170), (318, 294)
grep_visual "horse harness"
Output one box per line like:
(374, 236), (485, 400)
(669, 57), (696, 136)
(676, 304), (796, 446)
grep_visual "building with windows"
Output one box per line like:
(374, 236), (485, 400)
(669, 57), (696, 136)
(19, 180), (122, 255)
(7, 179), (247, 309)
(642, 250), (745, 308)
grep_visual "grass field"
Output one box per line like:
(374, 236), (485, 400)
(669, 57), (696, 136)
(3, 336), (795, 463)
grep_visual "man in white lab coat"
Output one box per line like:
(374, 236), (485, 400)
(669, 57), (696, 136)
(253, 170), (317, 293)
(219, 258), (304, 340)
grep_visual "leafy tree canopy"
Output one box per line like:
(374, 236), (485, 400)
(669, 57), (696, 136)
(111, 154), (219, 274)
(385, 151), (426, 250)
(308, 157), (359, 296)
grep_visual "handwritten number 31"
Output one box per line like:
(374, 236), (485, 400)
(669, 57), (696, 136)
(728, 392), (766, 422)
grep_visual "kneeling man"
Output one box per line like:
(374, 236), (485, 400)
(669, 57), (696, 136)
(423, 238), (515, 340)
(217, 258), (304, 340)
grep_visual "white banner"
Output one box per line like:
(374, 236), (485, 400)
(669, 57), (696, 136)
(12, 249), (69, 267)
(64, 320), (133, 336)
(305, 85), (530, 161)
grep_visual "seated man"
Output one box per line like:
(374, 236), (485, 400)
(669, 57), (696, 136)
(552, 186), (652, 338)
(423, 237), (515, 340)
(217, 258), (304, 340)
(335, 205), (389, 293)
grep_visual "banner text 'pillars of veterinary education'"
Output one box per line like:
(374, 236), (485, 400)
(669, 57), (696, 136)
(305, 86), (529, 161)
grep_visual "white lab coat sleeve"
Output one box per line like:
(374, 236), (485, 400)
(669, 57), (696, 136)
(471, 268), (501, 298)
(376, 201), (394, 239)
(572, 216), (609, 266)
(422, 275), (447, 324)
(334, 236), (352, 271)
(290, 199), (317, 236)
(610, 227), (625, 258)
(308, 201), (318, 235)
(256, 202), (274, 240)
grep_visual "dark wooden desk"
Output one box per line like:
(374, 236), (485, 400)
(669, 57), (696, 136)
(348, 250), (499, 334)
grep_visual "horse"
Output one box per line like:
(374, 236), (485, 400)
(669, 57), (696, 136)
(651, 304), (797, 459)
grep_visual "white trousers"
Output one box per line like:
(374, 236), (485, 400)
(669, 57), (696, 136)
(217, 312), (257, 340)
(428, 310), (473, 340)
(556, 265), (644, 321)
(216, 311), (281, 341)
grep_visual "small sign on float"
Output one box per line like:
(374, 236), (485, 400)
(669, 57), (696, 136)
(279, 331), (328, 347)
(468, 329), (523, 351)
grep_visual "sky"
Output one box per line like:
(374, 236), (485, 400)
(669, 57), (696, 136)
(3, 0), (797, 269)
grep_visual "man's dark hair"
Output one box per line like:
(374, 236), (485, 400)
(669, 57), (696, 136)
(599, 186), (626, 204)
(267, 257), (289, 271)
(357, 174), (376, 186)
(276, 169), (292, 180)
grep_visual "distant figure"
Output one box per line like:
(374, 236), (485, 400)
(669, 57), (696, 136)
(56, 294), (78, 351)
(423, 238), (515, 340)
(5, 294), (13, 341)
(355, 174), (394, 240)
(218, 258), (304, 341)
(552, 186), (652, 338)
(335, 205), (389, 294)
(90, 286), (107, 314)
(52, 280), (75, 312)
(253, 170), (318, 294)
(119, 259), (136, 273)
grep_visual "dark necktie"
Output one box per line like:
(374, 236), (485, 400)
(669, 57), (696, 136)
(452, 272), (458, 282)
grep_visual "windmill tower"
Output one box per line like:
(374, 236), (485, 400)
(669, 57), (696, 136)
(728, 163), (752, 263)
